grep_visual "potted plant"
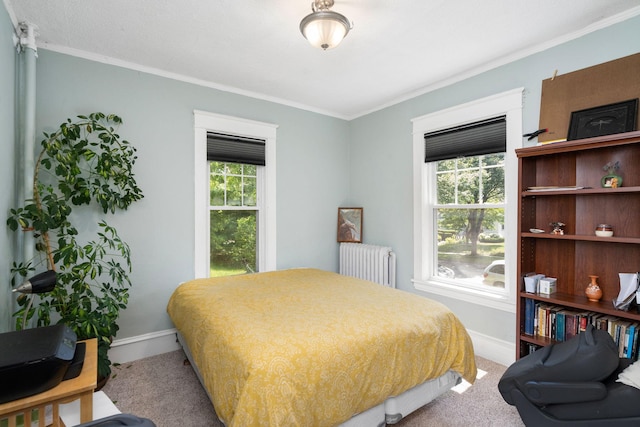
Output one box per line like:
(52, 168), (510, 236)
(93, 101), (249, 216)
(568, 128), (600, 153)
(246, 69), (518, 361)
(7, 113), (143, 383)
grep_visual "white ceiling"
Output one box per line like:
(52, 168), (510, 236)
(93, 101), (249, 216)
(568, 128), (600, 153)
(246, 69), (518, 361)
(5, 0), (640, 119)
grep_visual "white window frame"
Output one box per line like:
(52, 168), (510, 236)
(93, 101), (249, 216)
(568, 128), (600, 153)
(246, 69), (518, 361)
(411, 88), (523, 312)
(194, 111), (277, 278)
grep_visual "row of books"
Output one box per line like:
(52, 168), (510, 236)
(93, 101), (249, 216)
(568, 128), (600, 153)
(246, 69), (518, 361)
(524, 299), (640, 360)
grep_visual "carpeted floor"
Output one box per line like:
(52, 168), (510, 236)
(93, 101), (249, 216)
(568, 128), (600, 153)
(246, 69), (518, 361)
(102, 350), (524, 426)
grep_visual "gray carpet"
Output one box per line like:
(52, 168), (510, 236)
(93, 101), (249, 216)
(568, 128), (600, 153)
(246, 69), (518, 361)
(102, 350), (524, 426)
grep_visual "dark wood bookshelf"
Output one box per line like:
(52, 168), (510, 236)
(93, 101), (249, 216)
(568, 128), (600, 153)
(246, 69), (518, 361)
(516, 131), (640, 359)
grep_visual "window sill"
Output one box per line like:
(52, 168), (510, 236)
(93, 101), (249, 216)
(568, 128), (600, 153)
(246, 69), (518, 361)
(412, 278), (516, 313)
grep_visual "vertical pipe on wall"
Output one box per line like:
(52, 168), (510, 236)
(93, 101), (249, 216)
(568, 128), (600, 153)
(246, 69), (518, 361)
(15, 21), (37, 290)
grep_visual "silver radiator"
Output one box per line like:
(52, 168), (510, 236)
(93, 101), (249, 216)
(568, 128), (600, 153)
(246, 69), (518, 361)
(339, 243), (396, 288)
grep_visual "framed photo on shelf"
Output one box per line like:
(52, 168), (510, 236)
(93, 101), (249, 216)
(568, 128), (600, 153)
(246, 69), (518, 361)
(337, 207), (362, 243)
(567, 99), (638, 140)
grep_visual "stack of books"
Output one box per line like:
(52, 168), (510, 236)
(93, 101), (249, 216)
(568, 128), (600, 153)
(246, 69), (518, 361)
(523, 298), (640, 360)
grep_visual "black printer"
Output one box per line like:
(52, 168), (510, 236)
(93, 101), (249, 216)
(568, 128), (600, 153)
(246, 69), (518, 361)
(0, 324), (84, 403)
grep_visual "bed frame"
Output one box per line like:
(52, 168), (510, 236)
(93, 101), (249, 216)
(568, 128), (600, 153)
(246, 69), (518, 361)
(176, 331), (461, 426)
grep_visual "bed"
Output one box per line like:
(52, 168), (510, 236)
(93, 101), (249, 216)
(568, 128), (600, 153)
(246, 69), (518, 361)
(167, 268), (476, 426)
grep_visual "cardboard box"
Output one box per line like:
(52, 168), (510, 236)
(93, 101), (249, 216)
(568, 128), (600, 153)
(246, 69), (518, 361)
(539, 277), (557, 295)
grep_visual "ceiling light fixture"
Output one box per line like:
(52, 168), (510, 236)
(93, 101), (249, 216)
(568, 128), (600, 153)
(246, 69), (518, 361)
(300, 0), (352, 50)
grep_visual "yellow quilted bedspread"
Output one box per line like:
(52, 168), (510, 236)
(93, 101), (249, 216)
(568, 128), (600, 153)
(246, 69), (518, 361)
(167, 268), (476, 427)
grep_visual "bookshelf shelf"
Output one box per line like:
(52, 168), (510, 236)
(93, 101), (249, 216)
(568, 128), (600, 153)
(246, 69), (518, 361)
(522, 186), (640, 197)
(521, 233), (640, 244)
(516, 131), (640, 359)
(519, 333), (553, 347)
(519, 291), (640, 321)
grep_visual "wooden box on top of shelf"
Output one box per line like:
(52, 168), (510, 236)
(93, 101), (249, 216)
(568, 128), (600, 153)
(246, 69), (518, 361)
(515, 130), (640, 358)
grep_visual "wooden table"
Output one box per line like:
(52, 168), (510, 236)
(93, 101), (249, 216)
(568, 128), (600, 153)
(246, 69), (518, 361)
(0, 338), (97, 427)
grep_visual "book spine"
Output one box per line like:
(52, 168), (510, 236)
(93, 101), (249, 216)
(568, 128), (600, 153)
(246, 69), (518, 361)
(565, 313), (577, 340)
(627, 325), (635, 358)
(632, 326), (640, 361)
(524, 299), (534, 335)
(556, 311), (565, 342)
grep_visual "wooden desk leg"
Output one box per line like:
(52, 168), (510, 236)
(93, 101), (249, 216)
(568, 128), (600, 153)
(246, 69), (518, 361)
(79, 391), (93, 423)
(52, 404), (61, 427)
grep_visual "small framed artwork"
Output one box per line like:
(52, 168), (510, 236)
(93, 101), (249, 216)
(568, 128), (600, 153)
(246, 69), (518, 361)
(337, 207), (362, 243)
(567, 99), (638, 140)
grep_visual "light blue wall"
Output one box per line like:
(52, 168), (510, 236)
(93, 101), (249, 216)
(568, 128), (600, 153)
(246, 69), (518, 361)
(0, 6), (16, 332)
(349, 16), (640, 343)
(31, 52), (350, 337)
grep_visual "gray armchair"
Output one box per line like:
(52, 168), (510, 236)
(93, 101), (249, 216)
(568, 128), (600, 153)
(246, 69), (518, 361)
(498, 324), (640, 426)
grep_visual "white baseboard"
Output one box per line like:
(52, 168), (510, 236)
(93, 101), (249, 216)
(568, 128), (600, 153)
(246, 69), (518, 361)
(467, 328), (515, 367)
(108, 328), (181, 364)
(107, 327), (516, 368)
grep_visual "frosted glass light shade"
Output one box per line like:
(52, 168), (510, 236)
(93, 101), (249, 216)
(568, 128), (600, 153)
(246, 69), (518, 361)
(300, 11), (351, 50)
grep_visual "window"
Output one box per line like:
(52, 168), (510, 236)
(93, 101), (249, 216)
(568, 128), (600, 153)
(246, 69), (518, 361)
(429, 117), (506, 291)
(194, 111), (277, 278)
(412, 89), (522, 311)
(209, 161), (258, 276)
(434, 153), (506, 289)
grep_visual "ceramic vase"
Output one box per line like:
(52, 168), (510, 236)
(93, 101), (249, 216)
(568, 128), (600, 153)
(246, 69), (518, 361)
(586, 275), (603, 302)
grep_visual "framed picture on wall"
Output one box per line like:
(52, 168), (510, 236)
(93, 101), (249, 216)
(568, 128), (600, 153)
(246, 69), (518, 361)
(567, 99), (638, 140)
(337, 208), (362, 243)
